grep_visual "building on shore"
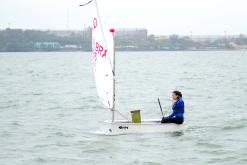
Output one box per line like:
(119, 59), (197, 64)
(34, 42), (61, 49)
(47, 30), (83, 37)
(189, 35), (243, 42)
(115, 28), (148, 40)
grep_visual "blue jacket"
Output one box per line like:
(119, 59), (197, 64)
(168, 97), (184, 118)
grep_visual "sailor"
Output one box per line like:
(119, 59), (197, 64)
(161, 91), (184, 124)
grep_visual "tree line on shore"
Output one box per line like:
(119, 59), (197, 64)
(0, 28), (247, 52)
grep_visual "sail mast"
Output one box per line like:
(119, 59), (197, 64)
(110, 28), (116, 123)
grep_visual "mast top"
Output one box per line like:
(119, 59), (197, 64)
(110, 28), (115, 33)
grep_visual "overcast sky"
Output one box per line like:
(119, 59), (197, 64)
(0, 0), (247, 35)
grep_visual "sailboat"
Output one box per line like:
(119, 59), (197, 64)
(87, 0), (183, 135)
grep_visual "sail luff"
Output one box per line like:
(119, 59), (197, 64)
(92, 0), (115, 113)
(94, 0), (114, 71)
(111, 30), (116, 122)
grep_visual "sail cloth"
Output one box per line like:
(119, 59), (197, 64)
(92, 0), (115, 109)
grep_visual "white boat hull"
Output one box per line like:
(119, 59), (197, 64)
(101, 119), (184, 135)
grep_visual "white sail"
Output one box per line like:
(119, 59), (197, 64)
(92, 0), (115, 109)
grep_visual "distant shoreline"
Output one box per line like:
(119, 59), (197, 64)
(0, 49), (246, 53)
(1, 29), (247, 52)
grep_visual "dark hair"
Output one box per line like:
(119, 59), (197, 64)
(173, 90), (182, 98)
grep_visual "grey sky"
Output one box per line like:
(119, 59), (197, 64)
(0, 0), (247, 35)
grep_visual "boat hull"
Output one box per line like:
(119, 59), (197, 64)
(101, 119), (184, 135)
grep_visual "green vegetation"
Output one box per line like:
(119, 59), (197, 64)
(0, 28), (247, 52)
(0, 28), (91, 52)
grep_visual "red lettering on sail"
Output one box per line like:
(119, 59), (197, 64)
(94, 42), (107, 59)
(93, 18), (97, 29)
(101, 50), (107, 58)
(92, 41), (108, 66)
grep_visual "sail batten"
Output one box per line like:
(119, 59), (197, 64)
(92, 0), (115, 109)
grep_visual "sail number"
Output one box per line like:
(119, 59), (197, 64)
(94, 42), (107, 59)
(92, 41), (108, 66)
(92, 17), (107, 64)
(93, 18), (97, 29)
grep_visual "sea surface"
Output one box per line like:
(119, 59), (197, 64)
(0, 51), (247, 165)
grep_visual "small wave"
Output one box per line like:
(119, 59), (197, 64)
(35, 157), (47, 163)
(90, 130), (117, 136)
(196, 142), (223, 149)
(31, 93), (43, 96)
(222, 124), (245, 130)
(0, 104), (18, 109)
(48, 106), (62, 111)
(90, 130), (105, 135)
(83, 147), (107, 153)
(143, 162), (162, 165)
(170, 131), (184, 137)
(11, 121), (22, 126)
(54, 131), (75, 137)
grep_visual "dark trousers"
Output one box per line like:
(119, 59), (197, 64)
(161, 117), (184, 124)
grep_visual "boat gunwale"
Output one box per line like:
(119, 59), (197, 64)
(103, 119), (184, 126)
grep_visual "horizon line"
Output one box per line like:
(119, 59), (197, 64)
(0, 28), (246, 36)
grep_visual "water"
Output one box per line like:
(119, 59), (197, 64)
(0, 51), (247, 165)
